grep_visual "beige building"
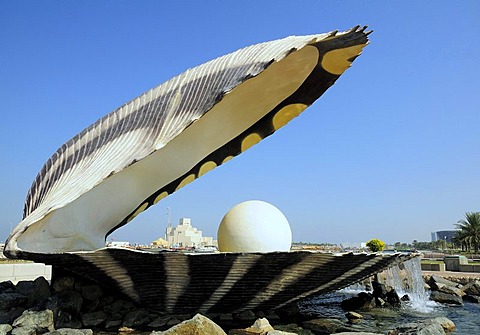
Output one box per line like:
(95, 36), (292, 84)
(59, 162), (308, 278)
(165, 218), (216, 248)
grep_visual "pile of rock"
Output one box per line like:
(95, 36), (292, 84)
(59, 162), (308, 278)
(340, 281), (402, 311)
(0, 274), (304, 334)
(425, 275), (480, 305)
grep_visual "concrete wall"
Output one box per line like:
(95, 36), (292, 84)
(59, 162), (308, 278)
(421, 263), (446, 271)
(459, 264), (480, 273)
(0, 263), (52, 284)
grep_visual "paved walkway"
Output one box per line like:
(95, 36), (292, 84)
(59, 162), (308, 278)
(422, 270), (480, 279)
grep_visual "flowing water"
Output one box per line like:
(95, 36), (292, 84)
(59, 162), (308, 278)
(300, 257), (480, 334)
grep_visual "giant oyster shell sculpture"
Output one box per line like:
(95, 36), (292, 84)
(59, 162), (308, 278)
(4, 26), (410, 313)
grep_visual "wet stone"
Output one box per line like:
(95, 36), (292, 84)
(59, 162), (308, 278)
(0, 281), (15, 294)
(0, 293), (28, 312)
(122, 309), (150, 328)
(44, 329), (93, 335)
(15, 277), (51, 308)
(52, 277), (75, 293)
(81, 285), (103, 302)
(81, 310), (108, 327)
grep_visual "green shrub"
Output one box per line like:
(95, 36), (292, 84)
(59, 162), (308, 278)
(366, 238), (386, 252)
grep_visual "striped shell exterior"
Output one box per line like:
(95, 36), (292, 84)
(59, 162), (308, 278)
(23, 248), (414, 314)
(0, 27), (407, 314)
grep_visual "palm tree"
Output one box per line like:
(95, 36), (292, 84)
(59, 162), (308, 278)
(455, 212), (480, 253)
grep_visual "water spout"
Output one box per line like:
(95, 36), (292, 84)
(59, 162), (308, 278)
(381, 256), (436, 313)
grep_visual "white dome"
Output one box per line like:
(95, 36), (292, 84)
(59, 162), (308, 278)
(217, 200), (292, 252)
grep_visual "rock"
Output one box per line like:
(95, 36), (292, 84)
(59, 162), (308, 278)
(45, 329), (93, 335)
(0, 281), (15, 294)
(151, 313), (226, 335)
(52, 277), (75, 293)
(0, 324), (13, 335)
(341, 292), (374, 311)
(385, 289), (401, 307)
(236, 310), (256, 322)
(0, 293), (28, 312)
(345, 311), (363, 321)
(0, 307), (25, 325)
(148, 315), (172, 328)
(81, 310), (108, 327)
(81, 285), (103, 302)
(15, 277), (51, 308)
(245, 318), (275, 333)
(463, 294), (480, 303)
(105, 312), (124, 330)
(303, 318), (350, 334)
(335, 333), (383, 335)
(428, 275), (460, 291)
(375, 297), (386, 307)
(429, 291), (463, 305)
(462, 280), (480, 296)
(434, 283), (465, 297)
(122, 309), (151, 327)
(388, 317), (455, 335)
(54, 290), (84, 315)
(431, 317), (455, 332)
(401, 294), (410, 301)
(372, 281), (389, 298)
(267, 331), (298, 335)
(12, 309), (54, 335)
(274, 323), (315, 335)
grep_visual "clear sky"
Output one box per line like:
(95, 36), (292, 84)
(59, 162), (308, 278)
(1, 1), (479, 246)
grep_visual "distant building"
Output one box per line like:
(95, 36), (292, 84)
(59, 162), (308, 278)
(431, 230), (457, 243)
(165, 218), (216, 248)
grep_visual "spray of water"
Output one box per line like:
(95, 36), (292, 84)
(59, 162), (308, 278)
(342, 256), (437, 313)
(383, 256), (437, 313)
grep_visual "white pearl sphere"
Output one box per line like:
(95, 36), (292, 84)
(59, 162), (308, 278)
(217, 200), (292, 252)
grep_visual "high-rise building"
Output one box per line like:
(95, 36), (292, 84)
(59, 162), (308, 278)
(431, 230), (457, 243)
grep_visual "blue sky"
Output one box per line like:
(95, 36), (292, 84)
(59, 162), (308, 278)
(1, 1), (479, 245)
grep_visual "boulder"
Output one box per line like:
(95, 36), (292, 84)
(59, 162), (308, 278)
(385, 289), (401, 307)
(372, 281), (389, 298)
(236, 310), (256, 322)
(151, 314), (226, 335)
(429, 291), (463, 305)
(0, 324), (13, 335)
(45, 329), (93, 335)
(15, 277), (51, 308)
(52, 290), (84, 315)
(274, 323), (316, 335)
(303, 318), (350, 334)
(341, 292), (374, 311)
(12, 309), (54, 335)
(0, 307), (25, 325)
(81, 310), (108, 327)
(433, 283), (465, 297)
(81, 285), (103, 302)
(345, 311), (363, 321)
(52, 277), (75, 293)
(0, 293), (28, 312)
(463, 295), (480, 303)
(122, 309), (151, 328)
(388, 317), (455, 335)
(0, 281), (15, 294)
(428, 275), (460, 291)
(462, 280), (480, 296)
(245, 318), (275, 333)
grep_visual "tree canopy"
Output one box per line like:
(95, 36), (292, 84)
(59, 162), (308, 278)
(455, 212), (480, 253)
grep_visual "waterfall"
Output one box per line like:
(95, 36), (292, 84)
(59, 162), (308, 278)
(381, 256), (436, 313)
